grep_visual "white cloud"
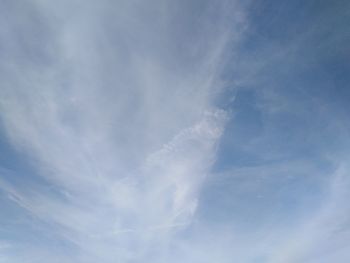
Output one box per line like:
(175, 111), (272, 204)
(2, 1), (348, 262)
(0, 0), (245, 262)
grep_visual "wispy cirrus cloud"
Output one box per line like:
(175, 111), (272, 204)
(0, 0), (246, 262)
(1, 0), (350, 262)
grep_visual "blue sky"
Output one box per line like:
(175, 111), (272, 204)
(0, 0), (349, 262)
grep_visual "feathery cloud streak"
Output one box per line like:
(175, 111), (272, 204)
(0, 0), (244, 262)
(1, 0), (350, 262)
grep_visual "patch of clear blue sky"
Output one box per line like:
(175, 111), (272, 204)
(214, 0), (350, 170)
(202, 0), (350, 228)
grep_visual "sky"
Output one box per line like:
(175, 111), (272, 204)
(0, 0), (349, 262)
